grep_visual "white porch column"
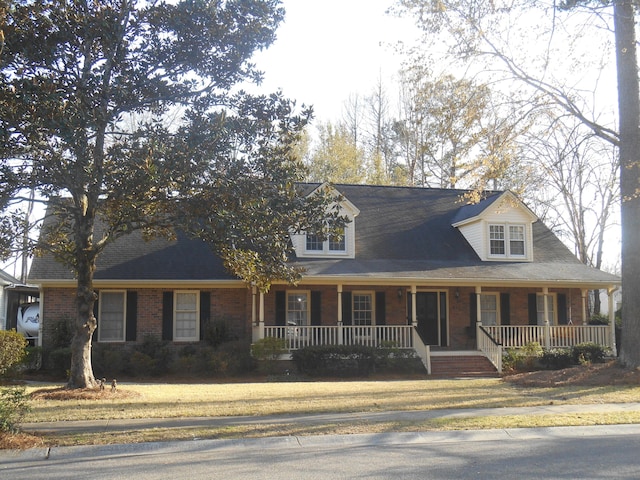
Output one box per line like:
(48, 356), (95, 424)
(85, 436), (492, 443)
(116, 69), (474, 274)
(337, 284), (343, 345)
(608, 286), (618, 356)
(581, 289), (588, 325)
(475, 286), (482, 349)
(543, 287), (551, 349)
(411, 285), (417, 327)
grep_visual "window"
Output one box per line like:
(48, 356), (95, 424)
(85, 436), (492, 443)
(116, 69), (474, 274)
(329, 228), (346, 252)
(305, 234), (323, 251)
(489, 225), (505, 255)
(98, 291), (126, 342)
(489, 223), (527, 258)
(304, 229), (348, 255)
(287, 291), (309, 326)
(536, 294), (556, 325)
(509, 225), (525, 256)
(352, 292), (374, 326)
(174, 291), (199, 341)
(480, 293), (499, 326)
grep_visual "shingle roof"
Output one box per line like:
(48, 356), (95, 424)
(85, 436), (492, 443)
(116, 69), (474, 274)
(28, 184), (620, 286)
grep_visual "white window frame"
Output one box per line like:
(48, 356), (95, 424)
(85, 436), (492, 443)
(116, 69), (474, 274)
(352, 291), (375, 326)
(536, 293), (557, 325)
(488, 223), (527, 259)
(304, 229), (348, 255)
(98, 290), (127, 342)
(174, 290), (200, 342)
(480, 293), (500, 326)
(286, 290), (310, 327)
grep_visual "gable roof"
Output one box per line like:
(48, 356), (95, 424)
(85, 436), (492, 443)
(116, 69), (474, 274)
(451, 190), (537, 226)
(28, 184), (620, 288)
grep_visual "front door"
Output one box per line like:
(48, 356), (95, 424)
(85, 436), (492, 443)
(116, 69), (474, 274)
(408, 292), (448, 346)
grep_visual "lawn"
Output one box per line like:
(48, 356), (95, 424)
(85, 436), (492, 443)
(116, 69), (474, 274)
(3, 362), (640, 449)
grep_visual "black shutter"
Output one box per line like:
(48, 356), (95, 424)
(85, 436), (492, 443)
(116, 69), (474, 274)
(342, 292), (352, 325)
(500, 293), (511, 326)
(162, 291), (173, 341)
(200, 291), (211, 340)
(468, 293), (477, 338)
(126, 291), (137, 341)
(311, 291), (322, 326)
(528, 293), (538, 325)
(557, 293), (568, 325)
(275, 291), (286, 326)
(375, 292), (386, 325)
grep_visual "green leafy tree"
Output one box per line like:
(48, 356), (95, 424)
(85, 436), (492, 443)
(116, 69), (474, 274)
(395, 0), (638, 366)
(0, 0), (343, 389)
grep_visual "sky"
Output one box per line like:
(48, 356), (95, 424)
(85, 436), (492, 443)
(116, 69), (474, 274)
(250, 0), (418, 125)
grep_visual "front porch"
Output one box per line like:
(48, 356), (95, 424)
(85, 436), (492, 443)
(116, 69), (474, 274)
(253, 323), (617, 375)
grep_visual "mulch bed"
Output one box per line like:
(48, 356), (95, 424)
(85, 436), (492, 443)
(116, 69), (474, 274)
(504, 360), (640, 387)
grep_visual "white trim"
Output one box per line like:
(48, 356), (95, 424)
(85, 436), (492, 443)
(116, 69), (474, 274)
(352, 290), (376, 326)
(286, 290), (311, 326)
(173, 290), (200, 342)
(486, 222), (530, 260)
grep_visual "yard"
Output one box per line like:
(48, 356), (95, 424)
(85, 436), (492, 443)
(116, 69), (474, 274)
(3, 361), (640, 450)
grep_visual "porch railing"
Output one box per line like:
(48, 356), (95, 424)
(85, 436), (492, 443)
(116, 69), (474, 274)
(482, 325), (613, 350)
(477, 326), (503, 373)
(263, 325), (414, 351)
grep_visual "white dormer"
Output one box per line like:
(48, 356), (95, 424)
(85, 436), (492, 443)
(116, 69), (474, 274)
(291, 183), (360, 259)
(452, 191), (538, 262)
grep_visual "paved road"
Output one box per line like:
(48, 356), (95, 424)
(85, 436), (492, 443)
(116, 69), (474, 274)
(3, 425), (640, 479)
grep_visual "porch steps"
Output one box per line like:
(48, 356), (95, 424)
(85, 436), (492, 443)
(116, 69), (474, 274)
(429, 353), (499, 378)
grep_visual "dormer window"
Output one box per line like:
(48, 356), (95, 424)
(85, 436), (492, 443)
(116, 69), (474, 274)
(489, 223), (526, 258)
(304, 229), (347, 254)
(291, 183), (360, 259)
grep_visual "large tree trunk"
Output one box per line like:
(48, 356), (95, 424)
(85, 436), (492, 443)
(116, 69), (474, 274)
(67, 209), (98, 389)
(615, 1), (640, 368)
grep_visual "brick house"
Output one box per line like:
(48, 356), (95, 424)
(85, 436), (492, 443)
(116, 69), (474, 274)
(28, 184), (620, 374)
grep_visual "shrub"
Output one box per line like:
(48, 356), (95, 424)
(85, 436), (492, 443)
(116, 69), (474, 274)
(202, 319), (237, 348)
(0, 330), (28, 377)
(502, 342), (543, 373)
(251, 337), (287, 361)
(0, 387), (30, 433)
(292, 345), (377, 377)
(373, 344), (423, 373)
(47, 347), (72, 378)
(540, 348), (573, 370)
(133, 336), (173, 376)
(571, 342), (608, 365)
(588, 314), (609, 325)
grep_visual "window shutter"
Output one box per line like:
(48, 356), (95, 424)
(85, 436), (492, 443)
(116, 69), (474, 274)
(342, 292), (352, 326)
(126, 291), (137, 341)
(311, 291), (321, 326)
(275, 291), (286, 326)
(500, 293), (511, 326)
(92, 291), (99, 342)
(200, 291), (211, 340)
(162, 291), (174, 341)
(557, 293), (568, 325)
(528, 294), (537, 325)
(375, 292), (386, 325)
